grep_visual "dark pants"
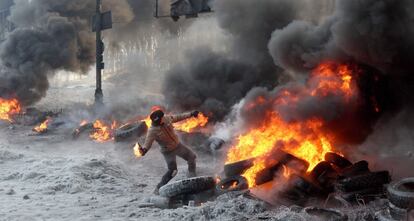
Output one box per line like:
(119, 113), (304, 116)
(156, 143), (197, 189)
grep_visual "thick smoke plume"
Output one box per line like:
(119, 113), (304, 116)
(220, 0), (414, 152)
(0, 0), (133, 106)
(163, 47), (278, 121)
(268, 0), (414, 106)
(163, 0), (304, 120)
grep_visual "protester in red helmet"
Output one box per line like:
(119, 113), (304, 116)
(137, 109), (199, 195)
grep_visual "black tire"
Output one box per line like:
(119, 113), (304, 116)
(223, 158), (254, 177)
(336, 171), (390, 192)
(215, 176), (248, 195)
(282, 153), (309, 174)
(278, 187), (308, 206)
(159, 176), (216, 198)
(310, 161), (338, 191)
(388, 202), (408, 220)
(325, 152), (352, 169)
(387, 177), (414, 209)
(310, 161), (335, 180)
(72, 122), (94, 139)
(289, 174), (324, 196)
(207, 137), (225, 151)
(114, 122), (147, 142)
(304, 207), (348, 221)
(340, 160), (370, 178)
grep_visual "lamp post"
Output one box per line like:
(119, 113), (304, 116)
(93, 0), (112, 105)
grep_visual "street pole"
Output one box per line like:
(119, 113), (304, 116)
(94, 0), (103, 105)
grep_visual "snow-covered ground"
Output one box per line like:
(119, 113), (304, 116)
(0, 75), (392, 221)
(0, 121), (219, 220)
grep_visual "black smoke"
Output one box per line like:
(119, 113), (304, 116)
(163, 0), (303, 120)
(268, 0), (414, 106)
(232, 0), (414, 147)
(163, 47), (278, 120)
(0, 0), (133, 106)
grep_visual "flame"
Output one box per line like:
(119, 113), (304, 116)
(89, 120), (116, 142)
(0, 98), (22, 122)
(226, 62), (357, 187)
(133, 143), (143, 158)
(174, 113), (209, 132)
(143, 116), (151, 128)
(33, 117), (52, 133)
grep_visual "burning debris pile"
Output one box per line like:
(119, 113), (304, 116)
(220, 150), (390, 205)
(0, 97), (62, 131)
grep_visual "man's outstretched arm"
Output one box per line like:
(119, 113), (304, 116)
(170, 111), (199, 123)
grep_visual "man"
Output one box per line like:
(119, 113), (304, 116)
(137, 109), (199, 194)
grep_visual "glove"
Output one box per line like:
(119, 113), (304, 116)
(139, 146), (148, 156)
(191, 110), (200, 118)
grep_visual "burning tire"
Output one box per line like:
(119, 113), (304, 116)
(114, 122), (147, 142)
(387, 177), (414, 209)
(72, 122), (94, 139)
(215, 176), (248, 195)
(336, 171), (390, 192)
(223, 158), (254, 177)
(310, 161), (335, 180)
(304, 207), (348, 221)
(310, 161), (337, 191)
(159, 176), (216, 198)
(325, 152), (352, 169)
(281, 153), (309, 174)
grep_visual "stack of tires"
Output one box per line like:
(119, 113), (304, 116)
(376, 178), (414, 221)
(217, 150), (310, 196)
(310, 153), (391, 206)
(218, 151), (392, 207)
(279, 152), (391, 206)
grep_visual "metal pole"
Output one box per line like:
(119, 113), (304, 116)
(94, 0), (103, 105)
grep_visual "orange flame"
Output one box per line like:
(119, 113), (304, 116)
(174, 113), (209, 132)
(33, 117), (52, 133)
(143, 116), (151, 128)
(89, 120), (117, 142)
(133, 143), (143, 158)
(226, 62), (357, 187)
(0, 98), (21, 122)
